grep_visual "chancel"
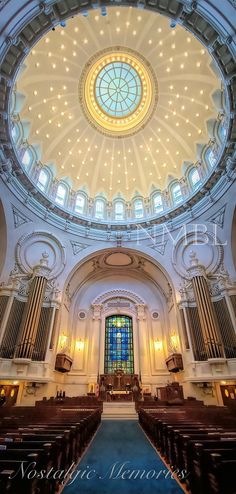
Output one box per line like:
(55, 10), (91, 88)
(0, 1), (236, 494)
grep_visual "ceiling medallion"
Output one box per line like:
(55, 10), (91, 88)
(79, 47), (158, 137)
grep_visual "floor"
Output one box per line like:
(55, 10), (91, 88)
(63, 420), (184, 494)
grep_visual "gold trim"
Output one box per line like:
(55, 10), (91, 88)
(79, 47), (158, 138)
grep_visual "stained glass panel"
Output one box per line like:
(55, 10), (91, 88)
(104, 315), (134, 374)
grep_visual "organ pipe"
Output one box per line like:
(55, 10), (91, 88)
(187, 252), (223, 359)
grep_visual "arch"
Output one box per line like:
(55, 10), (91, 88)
(63, 246), (176, 308)
(93, 289), (145, 306)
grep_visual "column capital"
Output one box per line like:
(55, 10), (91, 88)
(136, 303), (146, 320)
(92, 304), (103, 320)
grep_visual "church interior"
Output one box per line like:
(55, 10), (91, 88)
(0, 0), (236, 493)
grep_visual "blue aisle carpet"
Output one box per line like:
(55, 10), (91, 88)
(63, 420), (184, 494)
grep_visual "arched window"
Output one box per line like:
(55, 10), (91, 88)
(21, 149), (32, 168)
(153, 193), (163, 214)
(105, 315), (134, 374)
(189, 168), (201, 190)
(75, 194), (85, 214)
(206, 148), (217, 168)
(95, 199), (105, 219)
(55, 183), (67, 206)
(134, 199), (144, 218)
(172, 183), (182, 205)
(11, 123), (20, 143)
(114, 201), (124, 221)
(37, 169), (49, 192)
(219, 122), (227, 141)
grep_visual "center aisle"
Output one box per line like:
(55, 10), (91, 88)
(63, 420), (184, 494)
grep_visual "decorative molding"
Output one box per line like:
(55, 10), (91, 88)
(91, 304), (103, 320)
(136, 304), (146, 320)
(12, 205), (31, 228)
(15, 231), (66, 280)
(150, 240), (168, 255)
(70, 241), (89, 255)
(172, 230), (224, 279)
(78, 310), (87, 320)
(79, 46), (158, 138)
(207, 205), (226, 228)
(151, 310), (159, 320)
(92, 289), (145, 306)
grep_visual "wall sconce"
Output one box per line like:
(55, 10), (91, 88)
(76, 339), (84, 352)
(170, 334), (179, 352)
(154, 339), (163, 351)
(58, 334), (68, 350)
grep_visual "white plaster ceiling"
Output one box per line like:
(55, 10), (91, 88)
(15, 6), (221, 201)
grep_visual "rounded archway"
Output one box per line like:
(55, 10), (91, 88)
(55, 247), (179, 395)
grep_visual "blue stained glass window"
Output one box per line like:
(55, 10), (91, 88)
(105, 315), (134, 374)
(95, 62), (142, 118)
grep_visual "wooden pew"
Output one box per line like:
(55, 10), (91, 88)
(0, 403), (101, 494)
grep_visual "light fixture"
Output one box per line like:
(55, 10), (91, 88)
(58, 333), (68, 350)
(170, 334), (179, 351)
(154, 339), (163, 351)
(76, 339), (84, 351)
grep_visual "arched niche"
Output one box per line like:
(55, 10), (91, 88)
(56, 248), (178, 388)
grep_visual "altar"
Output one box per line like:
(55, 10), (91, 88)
(99, 370), (140, 401)
(107, 390), (133, 401)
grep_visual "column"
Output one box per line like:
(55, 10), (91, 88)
(14, 253), (51, 359)
(91, 304), (102, 377)
(187, 252), (223, 359)
(136, 304), (148, 377)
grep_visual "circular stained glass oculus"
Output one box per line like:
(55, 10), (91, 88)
(95, 62), (142, 118)
(79, 48), (158, 137)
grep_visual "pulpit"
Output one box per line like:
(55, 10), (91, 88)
(55, 353), (73, 373)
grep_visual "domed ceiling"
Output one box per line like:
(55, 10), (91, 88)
(14, 6), (221, 202)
